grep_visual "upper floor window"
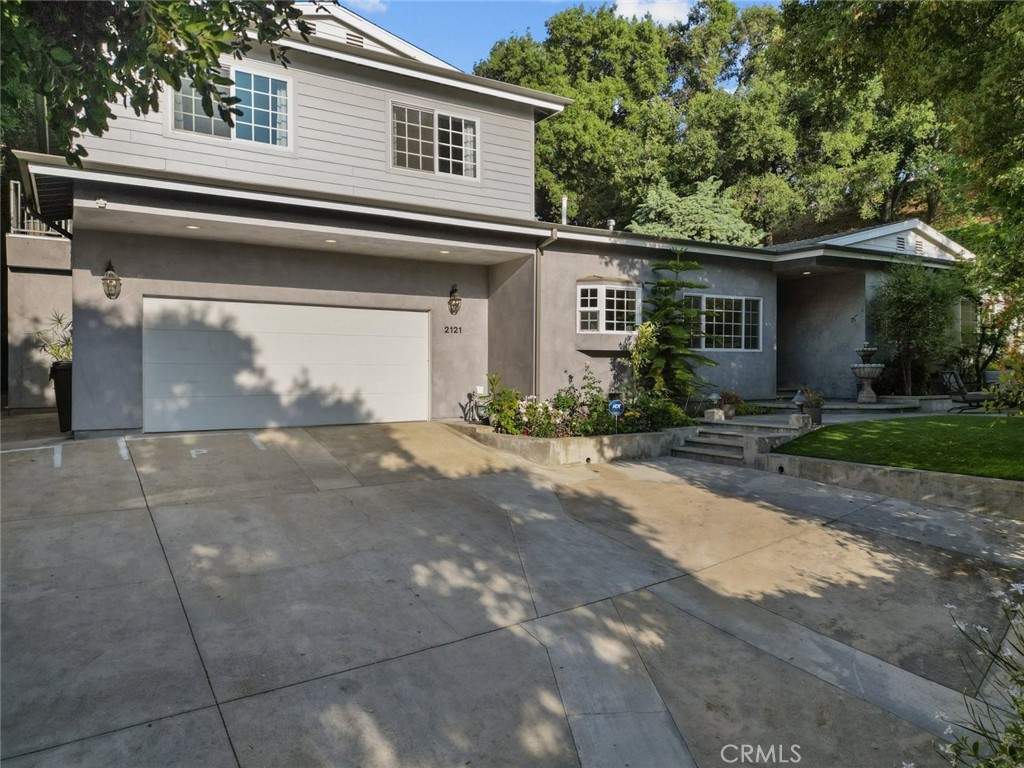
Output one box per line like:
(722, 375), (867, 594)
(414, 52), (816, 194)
(173, 69), (289, 147)
(392, 104), (477, 178)
(577, 284), (640, 333)
(685, 294), (761, 351)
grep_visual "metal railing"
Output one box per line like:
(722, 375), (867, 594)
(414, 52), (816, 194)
(8, 180), (71, 237)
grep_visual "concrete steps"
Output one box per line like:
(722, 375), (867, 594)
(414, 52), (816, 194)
(671, 419), (802, 466)
(671, 426), (746, 465)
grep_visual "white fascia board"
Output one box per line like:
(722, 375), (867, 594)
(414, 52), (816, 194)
(312, 5), (458, 71)
(822, 219), (923, 247)
(774, 246), (959, 268)
(29, 163), (543, 238)
(556, 230), (775, 262)
(276, 37), (568, 113)
(823, 218), (974, 260)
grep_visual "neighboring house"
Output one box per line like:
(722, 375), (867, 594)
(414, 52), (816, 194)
(5, 6), (973, 435)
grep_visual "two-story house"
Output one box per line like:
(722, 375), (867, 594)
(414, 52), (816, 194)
(7, 4), (971, 436)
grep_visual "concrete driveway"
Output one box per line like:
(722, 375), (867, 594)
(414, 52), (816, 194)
(1, 420), (1021, 767)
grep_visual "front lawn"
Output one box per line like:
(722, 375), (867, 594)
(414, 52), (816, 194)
(773, 416), (1024, 481)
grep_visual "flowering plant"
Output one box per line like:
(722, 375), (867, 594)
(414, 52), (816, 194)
(938, 583), (1024, 767)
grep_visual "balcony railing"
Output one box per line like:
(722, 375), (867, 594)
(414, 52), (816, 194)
(8, 180), (72, 238)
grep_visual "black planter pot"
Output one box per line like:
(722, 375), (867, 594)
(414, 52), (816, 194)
(806, 406), (822, 425)
(49, 361), (73, 433)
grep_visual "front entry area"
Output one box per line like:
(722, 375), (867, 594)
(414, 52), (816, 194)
(142, 297), (429, 432)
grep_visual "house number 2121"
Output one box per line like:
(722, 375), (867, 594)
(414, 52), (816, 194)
(444, 326), (463, 334)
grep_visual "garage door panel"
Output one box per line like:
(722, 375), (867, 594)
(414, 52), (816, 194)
(144, 299), (425, 337)
(145, 391), (428, 432)
(143, 361), (429, 399)
(144, 329), (426, 367)
(143, 298), (429, 432)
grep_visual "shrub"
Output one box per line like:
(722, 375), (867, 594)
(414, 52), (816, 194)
(485, 368), (693, 438)
(736, 402), (772, 416)
(719, 391), (743, 405)
(939, 584), (1024, 767)
(986, 345), (1024, 417)
(485, 373), (524, 435)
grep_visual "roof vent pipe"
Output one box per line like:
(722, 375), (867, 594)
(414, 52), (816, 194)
(561, 195), (568, 225)
(606, 218), (615, 231)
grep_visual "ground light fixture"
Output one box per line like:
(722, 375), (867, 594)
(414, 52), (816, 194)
(792, 390), (806, 412)
(101, 261), (122, 300)
(448, 284), (462, 315)
(709, 392), (721, 406)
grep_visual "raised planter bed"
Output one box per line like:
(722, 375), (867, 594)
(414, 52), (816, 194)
(768, 453), (1023, 519)
(449, 422), (697, 466)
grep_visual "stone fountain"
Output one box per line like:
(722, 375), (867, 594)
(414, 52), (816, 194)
(850, 342), (885, 403)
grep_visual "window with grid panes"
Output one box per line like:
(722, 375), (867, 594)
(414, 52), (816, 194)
(577, 285), (640, 332)
(685, 295), (761, 350)
(392, 105), (435, 172)
(438, 115), (477, 177)
(173, 69), (288, 147)
(578, 287), (599, 331)
(234, 71), (289, 146)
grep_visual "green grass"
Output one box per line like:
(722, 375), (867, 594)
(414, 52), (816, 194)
(773, 416), (1024, 481)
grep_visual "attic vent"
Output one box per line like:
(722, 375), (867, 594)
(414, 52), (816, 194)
(895, 235), (907, 251)
(346, 32), (365, 47)
(914, 240), (925, 255)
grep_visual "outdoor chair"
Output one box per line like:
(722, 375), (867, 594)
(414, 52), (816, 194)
(941, 370), (997, 413)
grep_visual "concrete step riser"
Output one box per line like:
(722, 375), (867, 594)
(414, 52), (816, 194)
(670, 447), (744, 466)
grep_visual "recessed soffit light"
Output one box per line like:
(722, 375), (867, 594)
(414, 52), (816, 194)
(802, 271), (812, 275)
(325, 239), (337, 243)
(440, 250), (450, 254)
(186, 225), (201, 230)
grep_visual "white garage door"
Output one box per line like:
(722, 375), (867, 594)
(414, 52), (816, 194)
(143, 298), (429, 432)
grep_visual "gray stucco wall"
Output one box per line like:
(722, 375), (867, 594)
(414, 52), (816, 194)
(5, 235), (72, 408)
(536, 245), (778, 401)
(79, 48), (538, 219)
(777, 270), (867, 399)
(487, 256), (535, 395)
(70, 229), (489, 432)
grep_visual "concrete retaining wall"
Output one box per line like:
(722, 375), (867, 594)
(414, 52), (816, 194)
(768, 454), (1023, 519)
(452, 423), (697, 465)
(878, 396), (953, 413)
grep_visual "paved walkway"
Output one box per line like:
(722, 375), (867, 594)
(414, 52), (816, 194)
(1, 417), (1021, 767)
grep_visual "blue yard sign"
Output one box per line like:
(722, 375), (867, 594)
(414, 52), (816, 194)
(608, 399), (625, 416)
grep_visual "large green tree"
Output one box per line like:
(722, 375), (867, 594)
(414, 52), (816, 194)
(476, 5), (676, 226)
(0, 0), (314, 164)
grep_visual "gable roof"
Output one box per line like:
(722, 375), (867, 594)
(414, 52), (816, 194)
(770, 218), (974, 261)
(304, 3), (459, 71)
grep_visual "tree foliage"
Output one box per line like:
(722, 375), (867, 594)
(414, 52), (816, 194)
(628, 178), (764, 246)
(0, 0), (314, 164)
(872, 262), (965, 396)
(636, 256), (716, 400)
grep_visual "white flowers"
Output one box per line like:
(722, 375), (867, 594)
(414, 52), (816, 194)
(944, 603), (958, 610)
(1009, 583), (1024, 594)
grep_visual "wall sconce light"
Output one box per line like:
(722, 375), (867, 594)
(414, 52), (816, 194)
(791, 390), (806, 413)
(101, 260), (122, 300)
(448, 283), (462, 315)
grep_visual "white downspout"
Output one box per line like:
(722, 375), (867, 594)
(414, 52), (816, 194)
(535, 227), (558, 397)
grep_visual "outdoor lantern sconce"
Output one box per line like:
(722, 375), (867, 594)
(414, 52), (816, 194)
(792, 390), (806, 413)
(448, 283), (462, 315)
(101, 261), (122, 300)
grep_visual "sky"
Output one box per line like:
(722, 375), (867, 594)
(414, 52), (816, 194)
(340, 0), (697, 72)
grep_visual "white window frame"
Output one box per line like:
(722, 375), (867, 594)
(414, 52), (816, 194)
(685, 294), (762, 352)
(577, 284), (641, 333)
(389, 100), (481, 181)
(170, 65), (294, 152)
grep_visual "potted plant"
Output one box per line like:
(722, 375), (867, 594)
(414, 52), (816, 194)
(801, 387), (825, 425)
(36, 311), (73, 433)
(719, 391), (743, 420)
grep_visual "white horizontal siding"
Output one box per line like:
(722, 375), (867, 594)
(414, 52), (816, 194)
(82, 49), (540, 217)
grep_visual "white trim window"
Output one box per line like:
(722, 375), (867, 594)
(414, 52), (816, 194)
(392, 103), (478, 178)
(686, 295), (761, 351)
(173, 69), (290, 148)
(577, 284), (640, 333)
